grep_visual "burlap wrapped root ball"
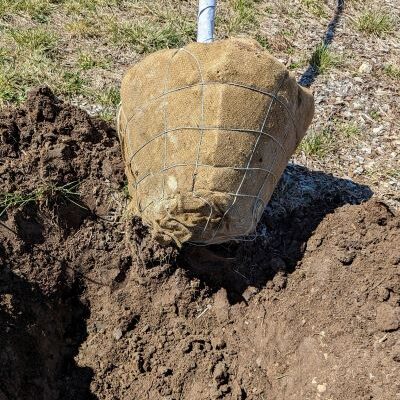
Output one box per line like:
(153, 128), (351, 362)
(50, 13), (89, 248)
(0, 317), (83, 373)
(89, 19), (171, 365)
(118, 38), (314, 246)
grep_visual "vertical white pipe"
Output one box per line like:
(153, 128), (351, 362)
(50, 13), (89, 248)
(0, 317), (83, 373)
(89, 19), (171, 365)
(197, 0), (216, 43)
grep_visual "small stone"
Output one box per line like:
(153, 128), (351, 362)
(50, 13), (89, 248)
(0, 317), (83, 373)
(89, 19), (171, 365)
(375, 147), (385, 155)
(376, 304), (400, 332)
(188, 361), (197, 370)
(336, 249), (356, 265)
(354, 166), (364, 175)
(358, 62), (372, 74)
(242, 286), (259, 302)
(113, 328), (123, 340)
(361, 146), (372, 155)
(317, 383), (327, 393)
(93, 321), (106, 333)
(355, 155), (364, 163)
(377, 287), (390, 302)
(272, 273), (287, 292)
(157, 366), (172, 377)
(372, 125), (384, 134)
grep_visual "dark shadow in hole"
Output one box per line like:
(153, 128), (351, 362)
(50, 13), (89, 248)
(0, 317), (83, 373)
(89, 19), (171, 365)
(179, 164), (373, 304)
(299, 0), (345, 87)
(0, 262), (97, 400)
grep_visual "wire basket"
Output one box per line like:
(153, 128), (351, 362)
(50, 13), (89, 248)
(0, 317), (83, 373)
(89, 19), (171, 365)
(118, 38), (314, 246)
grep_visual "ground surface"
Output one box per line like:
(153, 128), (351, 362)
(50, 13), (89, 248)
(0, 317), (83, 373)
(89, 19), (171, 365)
(1, 0), (399, 207)
(1, 1), (399, 399)
(1, 89), (399, 400)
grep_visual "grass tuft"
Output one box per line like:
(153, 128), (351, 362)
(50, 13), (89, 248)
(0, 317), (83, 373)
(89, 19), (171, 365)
(299, 121), (361, 158)
(0, 191), (41, 217)
(299, 128), (333, 158)
(0, 182), (85, 217)
(228, 0), (257, 33)
(0, 0), (54, 20)
(254, 33), (270, 50)
(337, 122), (361, 139)
(301, 0), (328, 18)
(8, 27), (58, 54)
(96, 87), (120, 107)
(60, 71), (87, 96)
(384, 64), (400, 80)
(357, 11), (394, 36)
(77, 52), (110, 70)
(309, 43), (340, 74)
(108, 18), (195, 53)
(66, 18), (102, 38)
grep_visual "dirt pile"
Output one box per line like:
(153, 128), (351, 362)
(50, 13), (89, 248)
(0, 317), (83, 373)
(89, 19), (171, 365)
(0, 88), (399, 400)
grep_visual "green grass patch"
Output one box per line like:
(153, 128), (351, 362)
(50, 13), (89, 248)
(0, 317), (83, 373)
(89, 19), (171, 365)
(254, 33), (270, 50)
(107, 18), (195, 53)
(299, 128), (333, 158)
(66, 17), (102, 38)
(0, 0), (54, 20)
(310, 43), (340, 74)
(98, 109), (115, 123)
(0, 66), (23, 104)
(301, 0), (328, 18)
(357, 11), (394, 36)
(96, 86), (120, 107)
(8, 27), (58, 54)
(62, 0), (121, 14)
(288, 60), (305, 70)
(384, 64), (400, 80)
(228, 0), (257, 33)
(337, 122), (361, 139)
(77, 52), (110, 70)
(386, 169), (400, 180)
(122, 181), (130, 200)
(299, 121), (362, 158)
(369, 110), (381, 121)
(60, 71), (87, 96)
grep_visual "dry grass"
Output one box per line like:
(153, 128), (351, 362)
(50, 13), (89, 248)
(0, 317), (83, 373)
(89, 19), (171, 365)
(0, 0), (370, 115)
(0, 182), (84, 217)
(0, 0), (266, 111)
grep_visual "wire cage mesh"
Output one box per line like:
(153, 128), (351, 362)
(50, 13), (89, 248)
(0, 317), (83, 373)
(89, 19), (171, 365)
(118, 38), (314, 246)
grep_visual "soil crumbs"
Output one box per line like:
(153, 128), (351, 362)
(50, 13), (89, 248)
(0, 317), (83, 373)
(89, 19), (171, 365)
(0, 88), (399, 400)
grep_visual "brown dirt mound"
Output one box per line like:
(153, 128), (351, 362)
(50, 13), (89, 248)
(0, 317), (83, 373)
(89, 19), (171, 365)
(0, 88), (399, 400)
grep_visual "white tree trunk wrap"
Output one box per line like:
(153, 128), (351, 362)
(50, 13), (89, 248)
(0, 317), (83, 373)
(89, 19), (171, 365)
(197, 0), (217, 43)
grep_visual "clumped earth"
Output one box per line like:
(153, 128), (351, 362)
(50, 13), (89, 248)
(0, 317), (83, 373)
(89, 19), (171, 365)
(0, 89), (399, 400)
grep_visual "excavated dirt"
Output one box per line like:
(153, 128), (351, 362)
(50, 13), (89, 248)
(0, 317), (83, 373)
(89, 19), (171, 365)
(0, 88), (399, 400)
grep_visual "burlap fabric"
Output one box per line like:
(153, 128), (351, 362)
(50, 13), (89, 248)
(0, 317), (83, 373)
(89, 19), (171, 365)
(118, 38), (314, 246)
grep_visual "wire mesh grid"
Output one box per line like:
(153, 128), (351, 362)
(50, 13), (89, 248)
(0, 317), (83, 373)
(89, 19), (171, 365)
(118, 46), (296, 244)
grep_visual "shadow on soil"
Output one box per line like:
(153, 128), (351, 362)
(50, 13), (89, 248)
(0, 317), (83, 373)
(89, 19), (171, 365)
(180, 164), (373, 304)
(0, 266), (97, 400)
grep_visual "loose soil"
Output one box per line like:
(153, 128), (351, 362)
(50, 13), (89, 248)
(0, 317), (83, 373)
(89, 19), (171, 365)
(0, 88), (399, 400)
